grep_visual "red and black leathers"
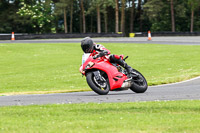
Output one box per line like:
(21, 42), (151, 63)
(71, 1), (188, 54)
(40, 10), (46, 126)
(91, 44), (110, 58)
(91, 44), (133, 76)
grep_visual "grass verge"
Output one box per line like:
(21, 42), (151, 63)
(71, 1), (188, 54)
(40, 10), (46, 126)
(0, 43), (200, 94)
(0, 100), (200, 133)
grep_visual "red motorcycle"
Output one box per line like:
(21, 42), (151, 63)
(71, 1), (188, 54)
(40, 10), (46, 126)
(79, 53), (148, 95)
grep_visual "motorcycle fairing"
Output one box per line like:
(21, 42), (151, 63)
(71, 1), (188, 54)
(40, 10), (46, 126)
(84, 58), (128, 90)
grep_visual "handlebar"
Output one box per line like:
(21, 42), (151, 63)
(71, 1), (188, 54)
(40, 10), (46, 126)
(123, 56), (129, 61)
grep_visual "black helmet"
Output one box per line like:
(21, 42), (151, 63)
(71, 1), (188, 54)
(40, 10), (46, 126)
(81, 37), (94, 53)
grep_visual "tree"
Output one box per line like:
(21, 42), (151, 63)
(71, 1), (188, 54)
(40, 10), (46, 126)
(0, 0), (28, 33)
(86, 0), (101, 33)
(2, 0), (200, 34)
(103, 8), (108, 33)
(63, 7), (68, 33)
(143, 0), (171, 31)
(55, 0), (74, 33)
(188, 0), (200, 32)
(87, 0), (114, 33)
(170, 0), (175, 32)
(121, 0), (126, 33)
(137, 0), (142, 31)
(70, 0), (74, 33)
(97, 3), (101, 33)
(17, 0), (54, 33)
(80, 0), (86, 33)
(55, 0), (68, 33)
(130, 0), (135, 32)
(115, 0), (119, 33)
(102, 0), (115, 33)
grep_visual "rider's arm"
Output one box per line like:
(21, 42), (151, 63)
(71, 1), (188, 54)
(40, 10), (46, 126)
(94, 44), (110, 57)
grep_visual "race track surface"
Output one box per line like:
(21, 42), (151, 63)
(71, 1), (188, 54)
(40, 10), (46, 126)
(0, 77), (200, 106)
(1, 36), (200, 45)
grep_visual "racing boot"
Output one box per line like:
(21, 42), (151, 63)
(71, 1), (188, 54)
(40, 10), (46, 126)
(115, 58), (137, 78)
(124, 63), (138, 78)
(125, 65), (134, 78)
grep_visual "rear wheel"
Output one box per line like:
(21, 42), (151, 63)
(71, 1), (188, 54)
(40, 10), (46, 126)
(130, 69), (148, 93)
(86, 71), (110, 95)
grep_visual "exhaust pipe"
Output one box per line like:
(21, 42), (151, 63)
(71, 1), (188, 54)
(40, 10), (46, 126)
(121, 80), (132, 88)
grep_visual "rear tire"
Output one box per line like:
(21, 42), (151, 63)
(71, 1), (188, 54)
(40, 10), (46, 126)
(86, 71), (110, 95)
(130, 69), (148, 93)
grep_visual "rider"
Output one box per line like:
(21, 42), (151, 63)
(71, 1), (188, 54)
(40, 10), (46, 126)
(81, 37), (134, 77)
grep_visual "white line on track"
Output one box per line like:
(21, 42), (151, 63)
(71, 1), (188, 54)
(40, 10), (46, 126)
(151, 76), (200, 87)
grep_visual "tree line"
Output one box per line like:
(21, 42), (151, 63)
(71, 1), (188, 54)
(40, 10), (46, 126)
(0, 0), (200, 34)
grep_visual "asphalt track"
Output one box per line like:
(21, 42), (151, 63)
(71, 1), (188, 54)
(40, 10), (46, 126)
(0, 37), (200, 106)
(1, 36), (200, 45)
(0, 77), (200, 106)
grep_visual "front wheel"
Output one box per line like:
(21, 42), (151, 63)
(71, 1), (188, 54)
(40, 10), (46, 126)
(130, 69), (148, 93)
(86, 71), (110, 95)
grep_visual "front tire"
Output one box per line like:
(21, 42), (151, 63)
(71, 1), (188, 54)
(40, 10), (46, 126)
(86, 71), (110, 95)
(130, 69), (148, 93)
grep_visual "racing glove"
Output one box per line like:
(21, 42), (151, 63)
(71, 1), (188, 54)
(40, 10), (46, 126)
(93, 52), (106, 59)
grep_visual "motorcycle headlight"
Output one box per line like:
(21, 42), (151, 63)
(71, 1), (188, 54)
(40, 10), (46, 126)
(85, 62), (95, 70)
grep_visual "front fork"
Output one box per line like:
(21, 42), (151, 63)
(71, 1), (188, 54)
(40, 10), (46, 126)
(93, 70), (107, 88)
(93, 71), (105, 82)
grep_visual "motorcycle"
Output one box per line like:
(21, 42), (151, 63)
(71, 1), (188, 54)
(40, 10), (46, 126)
(79, 53), (148, 95)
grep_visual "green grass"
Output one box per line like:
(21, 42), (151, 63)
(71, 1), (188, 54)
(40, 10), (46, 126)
(0, 43), (200, 94)
(0, 100), (200, 133)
